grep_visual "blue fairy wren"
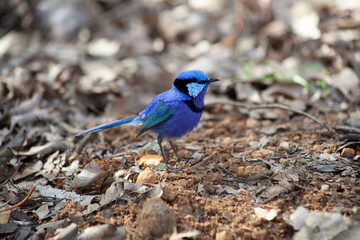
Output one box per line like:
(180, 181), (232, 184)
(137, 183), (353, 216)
(76, 70), (219, 171)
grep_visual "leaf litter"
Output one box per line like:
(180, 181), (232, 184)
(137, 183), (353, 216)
(1, 0), (360, 239)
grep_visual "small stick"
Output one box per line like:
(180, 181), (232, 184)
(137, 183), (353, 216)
(0, 186), (36, 213)
(213, 101), (337, 136)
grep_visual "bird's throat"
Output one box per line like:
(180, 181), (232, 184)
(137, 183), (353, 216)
(183, 100), (203, 113)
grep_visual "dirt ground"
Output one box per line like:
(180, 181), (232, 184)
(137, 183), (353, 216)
(1, 0), (360, 239)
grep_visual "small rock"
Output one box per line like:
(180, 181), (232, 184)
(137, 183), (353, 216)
(237, 166), (247, 178)
(279, 158), (288, 163)
(280, 141), (290, 150)
(246, 118), (260, 128)
(136, 168), (157, 184)
(253, 164), (266, 173)
(323, 149), (331, 154)
(293, 135), (301, 141)
(251, 151), (263, 158)
(254, 208), (277, 221)
(341, 148), (355, 158)
(254, 207), (268, 219)
(137, 154), (164, 168)
(320, 184), (330, 192)
(266, 209), (278, 221)
(259, 149), (274, 157)
(137, 198), (176, 238)
(244, 166), (253, 177)
(251, 149), (274, 158)
(216, 231), (233, 240)
(313, 144), (324, 153)
(310, 133), (318, 139)
(329, 144), (336, 150)
(220, 117), (232, 127)
(222, 137), (232, 146)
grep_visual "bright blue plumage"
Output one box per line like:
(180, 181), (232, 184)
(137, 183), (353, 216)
(177, 70), (209, 80)
(76, 70), (219, 171)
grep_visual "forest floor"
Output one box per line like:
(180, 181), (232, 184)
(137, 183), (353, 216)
(1, 0), (360, 239)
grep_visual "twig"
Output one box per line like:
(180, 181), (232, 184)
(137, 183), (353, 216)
(75, 132), (99, 154)
(333, 125), (360, 135)
(190, 152), (216, 170)
(0, 186), (36, 213)
(213, 101), (337, 136)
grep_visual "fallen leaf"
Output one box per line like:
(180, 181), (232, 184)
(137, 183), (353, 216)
(37, 186), (94, 207)
(12, 160), (43, 181)
(70, 160), (106, 189)
(34, 204), (50, 220)
(100, 182), (124, 206)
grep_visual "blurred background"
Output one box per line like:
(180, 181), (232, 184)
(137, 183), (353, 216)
(1, 1), (360, 239)
(1, 0), (359, 121)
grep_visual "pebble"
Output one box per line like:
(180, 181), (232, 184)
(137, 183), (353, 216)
(260, 149), (274, 156)
(320, 184), (330, 192)
(246, 118), (260, 128)
(251, 151), (263, 158)
(216, 231), (233, 240)
(136, 168), (157, 184)
(312, 144), (324, 152)
(222, 137), (232, 146)
(323, 149), (331, 154)
(251, 149), (274, 158)
(341, 148), (355, 158)
(220, 117), (232, 127)
(310, 133), (318, 139)
(253, 164), (266, 173)
(137, 154), (163, 168)
(280, 141), (290, 150)
(293, 135), (301, 141)
(237, 166), (247, 178)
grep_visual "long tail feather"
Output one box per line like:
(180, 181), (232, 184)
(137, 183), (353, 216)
(76, 116), (137, 136)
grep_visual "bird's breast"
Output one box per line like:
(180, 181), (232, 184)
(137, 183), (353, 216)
(150, 101), (203, 139)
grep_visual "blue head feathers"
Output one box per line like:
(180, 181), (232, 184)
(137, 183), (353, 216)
(176, 70), (209, 81)
(173, 70), (219, 98)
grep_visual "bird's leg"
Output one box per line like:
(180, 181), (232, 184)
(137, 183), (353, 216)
(158, 138), (183, 172)
(169, 140), (188, 163)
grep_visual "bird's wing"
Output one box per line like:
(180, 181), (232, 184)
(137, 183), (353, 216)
(136, 103), (175, 137)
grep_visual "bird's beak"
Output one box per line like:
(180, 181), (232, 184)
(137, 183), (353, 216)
(208, 78), (219, 83)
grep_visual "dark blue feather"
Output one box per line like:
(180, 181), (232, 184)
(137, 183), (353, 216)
(76, 116), (137, 136)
